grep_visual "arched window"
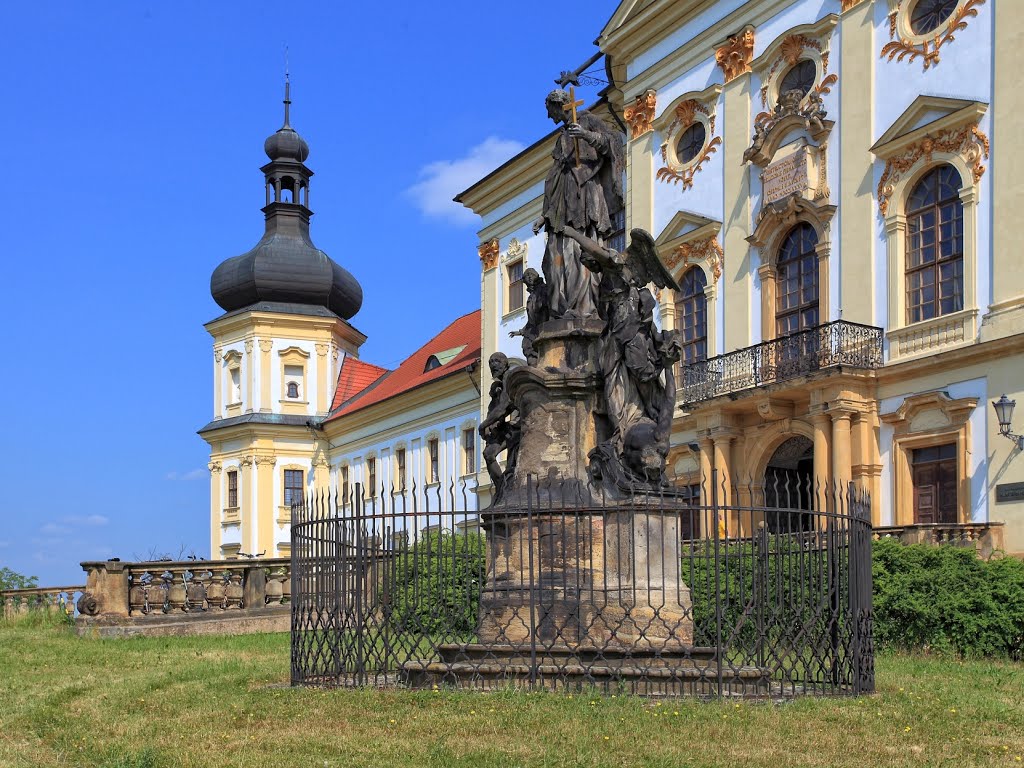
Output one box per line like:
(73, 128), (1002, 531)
(905, 164), (964, 324)
(675, 123), (706, 165)
(779, 59), (816, 99)
(675, 267), (707, 365)
(775, 223), (819, 337)
(286, 381), (299, 399)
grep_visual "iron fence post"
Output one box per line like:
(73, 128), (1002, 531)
(526, 475), (537, 690)
(710, 469), (723, 699)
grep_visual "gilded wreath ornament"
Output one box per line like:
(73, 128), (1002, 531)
(876, 121), (989, 215)
(656, 99), (722, 190)
(881, 0), (985, 70)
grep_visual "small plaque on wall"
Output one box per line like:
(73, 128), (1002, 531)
(995, 482), (1024, 503)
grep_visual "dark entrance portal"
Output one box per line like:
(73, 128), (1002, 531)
(764, 436), (815, 534)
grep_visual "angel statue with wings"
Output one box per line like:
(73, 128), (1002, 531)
(562, 225), (681, 485)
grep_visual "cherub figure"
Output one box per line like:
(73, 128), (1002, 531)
(478, 352), (520, 499)
(508, 268), (549, 366)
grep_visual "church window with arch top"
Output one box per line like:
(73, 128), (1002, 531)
(775, 223), (819, 338)
(906, 164), (963, 324)
(675, 267), (707, 366)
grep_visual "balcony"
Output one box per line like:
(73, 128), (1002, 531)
(679, 320), (884, 405)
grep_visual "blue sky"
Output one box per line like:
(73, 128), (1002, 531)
(1, 1), (621, 584)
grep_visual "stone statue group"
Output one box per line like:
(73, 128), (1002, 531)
(479, 89), (682, 501)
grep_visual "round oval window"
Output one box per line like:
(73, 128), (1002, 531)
(909, 0), (959, 35)
(676, 122), (706, 165)
(779, 59), (816, 99)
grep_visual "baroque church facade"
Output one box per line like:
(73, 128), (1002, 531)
(459, 0), (1024, 555)
(200, 84), (479, 559)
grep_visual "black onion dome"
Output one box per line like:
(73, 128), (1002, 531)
(211, 216), (363, 320)
(264, 126), (309, 162)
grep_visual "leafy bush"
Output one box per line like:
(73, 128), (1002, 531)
(389, 530), (487, 636)
(872, 537), (1024, 659)
(0, 567), (37, 591)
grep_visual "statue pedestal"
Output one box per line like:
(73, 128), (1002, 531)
(478, 505), (693, 650)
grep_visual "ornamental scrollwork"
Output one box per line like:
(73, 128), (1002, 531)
(505, 237), (528, 263)
(876, 122), (989, 216)
(665, 236), (725, 282)
(478, 239), (499, 271)
(624, 90), (657, 139)
(759, 34), (834, 108)
(715, 27), (755, 83)
(881, 0), (985, 70)
(656, 99), (722, 190)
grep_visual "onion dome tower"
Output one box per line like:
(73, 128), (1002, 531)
(201, 78), (368, 562)
(210, 77), (363, 319)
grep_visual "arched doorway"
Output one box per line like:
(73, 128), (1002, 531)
(764, 435), (814, 533)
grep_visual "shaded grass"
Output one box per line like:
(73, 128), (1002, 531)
(0, 623), (1021, 767)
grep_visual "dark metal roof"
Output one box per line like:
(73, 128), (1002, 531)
(196, 413), (316, 435)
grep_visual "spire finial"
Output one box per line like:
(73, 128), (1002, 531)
(283, 46), (291, 128)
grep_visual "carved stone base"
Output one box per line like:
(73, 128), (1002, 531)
(478, 508), (693, 651)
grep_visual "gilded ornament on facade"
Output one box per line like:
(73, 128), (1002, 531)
(881, 0), (985, 70)
(840, 0), (868, 10)
(715, 27), (755, 83)
(624, 90), (657, 139)
(656, 99), (721, 190)
(478, 239), (499, 271)
(876, 122), (989, 215)
(664, 235), (724, 282)
(505, 237), (528, 262)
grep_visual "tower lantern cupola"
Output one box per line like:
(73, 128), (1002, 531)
(210, 77), (363, 320)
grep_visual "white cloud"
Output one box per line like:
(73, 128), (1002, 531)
(67, 514), (110, 527)
(404, 137), (525, 226)
(40, 523), (71, 536)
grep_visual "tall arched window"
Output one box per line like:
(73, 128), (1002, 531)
(675, 267), (708, 365)
(906, 164), (963, 324)
(775, 223), (819, 337)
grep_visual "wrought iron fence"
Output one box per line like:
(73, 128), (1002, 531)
(680, 320), (883, 404)
(291, 475), (873, 698)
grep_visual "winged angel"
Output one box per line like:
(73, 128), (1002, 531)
(563, 225), (681, 485)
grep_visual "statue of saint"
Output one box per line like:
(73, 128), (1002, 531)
(508, 268), (548, 366)
(478, 353), (520, 499)
(533, 89), (624, 321)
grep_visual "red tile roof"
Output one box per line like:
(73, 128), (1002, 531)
(326, 310), (481, 420)
(329, 358), (389, 412)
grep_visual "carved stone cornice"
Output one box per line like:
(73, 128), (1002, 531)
(478, 239), (499, 271)
(715, 27), (755, 83)
(208, 461), (222, 474)
(876, 122), (989, 216)
(214, 349), (223, 363)
(744, 90), (833, 167)
(882, 0), (985, 70)
(747, 194), (837, 255)
(665, 235), (724, 282)
(624, 89), (656, 139)
(254, 455), (277, 467)
(258, 339), (273, 353)
(315, 343), (329, 356)
(244, 339), (254, 354)
(656, 97), (721, 190)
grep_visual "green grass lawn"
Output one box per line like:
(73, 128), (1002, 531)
(0, 619), (1021, 768)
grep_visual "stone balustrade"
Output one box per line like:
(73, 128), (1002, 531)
(1, 586), (84, 619)
(873, 522), (1005, 558)
(75, 558), (292, 637)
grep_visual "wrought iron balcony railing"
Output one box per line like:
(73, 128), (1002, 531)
(679, 320), (883, 405)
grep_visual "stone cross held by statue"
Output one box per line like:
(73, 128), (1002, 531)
(563, 85), (585, 168)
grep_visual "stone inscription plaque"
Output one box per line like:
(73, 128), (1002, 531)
(762, 147), (809, 204)
(995, 482), (1024, 503)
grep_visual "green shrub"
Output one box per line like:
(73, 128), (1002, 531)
(872, 537), (1024, 659)
(389, 530), (487, 636)
(0, 567), (37, 591)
